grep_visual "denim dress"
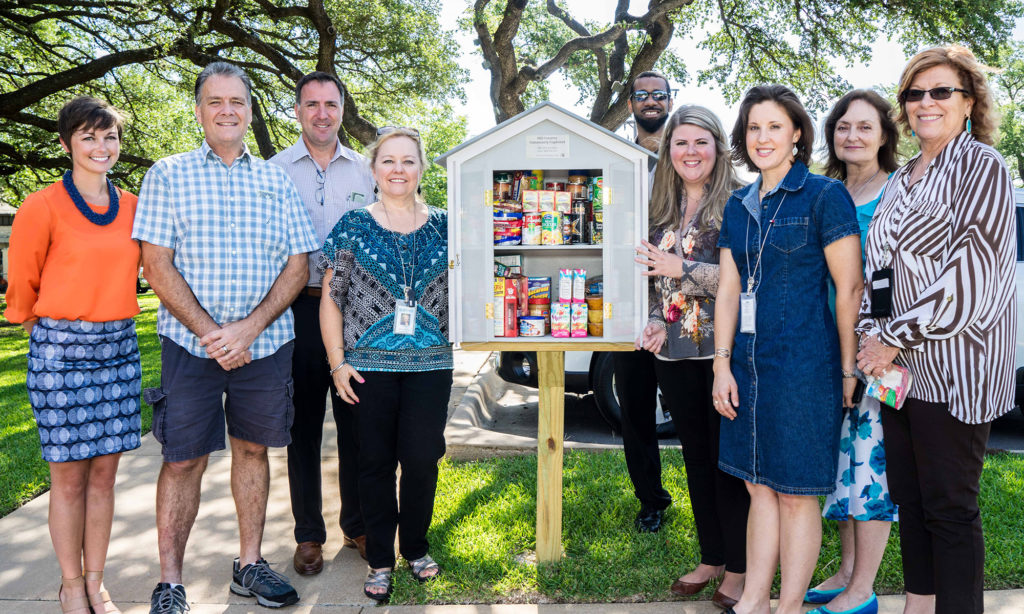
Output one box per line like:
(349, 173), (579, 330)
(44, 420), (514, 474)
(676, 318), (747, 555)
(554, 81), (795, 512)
(717, 161), (859, 495)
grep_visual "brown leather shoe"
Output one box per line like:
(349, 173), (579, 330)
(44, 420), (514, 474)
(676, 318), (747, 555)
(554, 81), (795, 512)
(711, 588), (739, 609)
(343, 534), (368, 561)
(669, 577), (709, 596)
(293, 541), (323, 575)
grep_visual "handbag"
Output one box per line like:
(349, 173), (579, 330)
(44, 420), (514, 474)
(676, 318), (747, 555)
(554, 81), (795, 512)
(862, 364), (913, 410)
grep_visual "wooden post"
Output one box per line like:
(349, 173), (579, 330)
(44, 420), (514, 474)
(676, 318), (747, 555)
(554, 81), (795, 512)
(535, 350), (565, 563)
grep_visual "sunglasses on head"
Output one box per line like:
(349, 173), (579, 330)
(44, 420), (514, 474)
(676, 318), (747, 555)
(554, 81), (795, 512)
(900, 87), (970, 103)
(631, 89), (670, 103)
(376, 125), (420, 137)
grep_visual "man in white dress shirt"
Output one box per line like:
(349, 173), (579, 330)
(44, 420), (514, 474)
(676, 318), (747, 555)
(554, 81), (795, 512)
(269, 71), (375, 575)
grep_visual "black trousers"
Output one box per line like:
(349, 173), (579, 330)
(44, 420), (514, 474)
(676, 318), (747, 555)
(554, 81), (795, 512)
(285, 293), (363, 544)
(349, 368), (453, 569)
(616, 351), (749, 571)
(882, 397), (990, 614)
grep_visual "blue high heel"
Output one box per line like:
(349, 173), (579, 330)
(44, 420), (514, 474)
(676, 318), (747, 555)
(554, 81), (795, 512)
(805, 585), (845, 603)
(806, 592), (878, 614)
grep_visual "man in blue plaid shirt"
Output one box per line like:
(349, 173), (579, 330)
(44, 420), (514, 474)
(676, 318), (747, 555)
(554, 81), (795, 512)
(133, 62), (318, 613)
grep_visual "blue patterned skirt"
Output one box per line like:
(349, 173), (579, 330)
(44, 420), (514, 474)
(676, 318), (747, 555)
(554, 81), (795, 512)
(27, 317), (142, 462)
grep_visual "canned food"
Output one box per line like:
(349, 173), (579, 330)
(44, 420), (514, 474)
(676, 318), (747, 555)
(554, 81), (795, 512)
(522, 212), (542, 245)
(541, 211), (562, 245)
(544, 181), (565, 191)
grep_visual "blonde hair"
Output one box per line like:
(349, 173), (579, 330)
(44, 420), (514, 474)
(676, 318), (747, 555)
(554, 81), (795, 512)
(649, 105), (739, 233)
(366, 128), (427, 202)
(896, 45), (998, 145)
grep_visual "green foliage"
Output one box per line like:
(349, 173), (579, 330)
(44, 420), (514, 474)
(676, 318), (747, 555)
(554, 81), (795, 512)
(357, 99), (469, 209)
(995, 42), (1024, 185)
(0, 0), (467, 204)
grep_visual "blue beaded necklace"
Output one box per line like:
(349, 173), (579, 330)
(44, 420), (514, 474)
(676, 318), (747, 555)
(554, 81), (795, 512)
(62, 170), (119, 226)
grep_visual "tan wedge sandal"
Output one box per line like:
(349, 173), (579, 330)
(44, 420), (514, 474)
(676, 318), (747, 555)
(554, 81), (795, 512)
(85, 570), (122, 614)
(58, 575), (91, 614)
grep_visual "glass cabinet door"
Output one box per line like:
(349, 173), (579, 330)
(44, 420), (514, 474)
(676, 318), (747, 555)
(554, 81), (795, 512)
(451, 157), (493, 343)
(602, 158), (646, 341)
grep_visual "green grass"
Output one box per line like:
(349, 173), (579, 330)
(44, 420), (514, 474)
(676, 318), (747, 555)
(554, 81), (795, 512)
(389, 449), (1024, 604)
(0, 295), (161, 516)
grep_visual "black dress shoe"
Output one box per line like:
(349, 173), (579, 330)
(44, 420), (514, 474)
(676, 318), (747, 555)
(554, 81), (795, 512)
(634, 508), (664, 533)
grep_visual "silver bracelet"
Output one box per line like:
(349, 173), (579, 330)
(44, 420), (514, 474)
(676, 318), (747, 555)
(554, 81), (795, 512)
(841, 369), (857, 379)
(714, 348), (731, 358)
(329, 359), (347, 375)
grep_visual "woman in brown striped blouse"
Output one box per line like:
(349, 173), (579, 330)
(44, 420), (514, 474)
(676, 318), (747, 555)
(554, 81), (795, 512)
(856, 46), (1015, 614)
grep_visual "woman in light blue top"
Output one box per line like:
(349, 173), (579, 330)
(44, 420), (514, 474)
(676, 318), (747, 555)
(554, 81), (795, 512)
(806, 89), (901, 614)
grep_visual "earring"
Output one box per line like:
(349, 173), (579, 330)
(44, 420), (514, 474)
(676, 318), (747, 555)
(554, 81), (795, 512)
(373, 185), (379, 195)
(417, 185), (422, 195)
(910, 130), (916, 138)
(966, 117), (972, 134)
(792, 144), (799, 156)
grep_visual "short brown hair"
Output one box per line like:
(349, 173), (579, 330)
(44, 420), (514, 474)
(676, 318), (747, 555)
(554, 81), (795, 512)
(57, 96), (125, 152)
(730, 85), (814, 173)
(895, 45), (997, 145)
(822, 89), (900, 180)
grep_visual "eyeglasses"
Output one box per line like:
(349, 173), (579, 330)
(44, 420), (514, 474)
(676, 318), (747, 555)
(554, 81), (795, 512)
(376, 126), (420, 137)
(314, 168), (325, 206)
(900, 87), (970, 103)
(631, 89), (670, 103)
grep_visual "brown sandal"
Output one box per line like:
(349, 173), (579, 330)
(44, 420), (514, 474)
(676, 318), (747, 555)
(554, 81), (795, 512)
(58, 575), (91, 614)
(85, 570), (121, 614)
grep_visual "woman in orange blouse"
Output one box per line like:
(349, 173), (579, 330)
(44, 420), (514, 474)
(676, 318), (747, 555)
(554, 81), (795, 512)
(6, 97), (140, 614)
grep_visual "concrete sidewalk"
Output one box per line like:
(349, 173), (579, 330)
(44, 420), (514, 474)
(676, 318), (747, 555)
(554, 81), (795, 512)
(1, 351), (1022, 613)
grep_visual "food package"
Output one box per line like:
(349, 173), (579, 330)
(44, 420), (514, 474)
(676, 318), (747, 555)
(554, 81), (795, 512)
(494, 278), (508, 337)
(521, 190), (540, 213)
(554, 191), (572, 213)
(588, 321), (603, 337)
(539, 190), (556, 212)
(527, 276), (551, 300)
(541, 212), (562, 245)
(503, 280), (518, 337)
(511, 171), (525, 202)
(519, 316), (545, 336)
(572, 269), (586, 302)
(495, 255), (522, 276)
(512, 274), (529, 317)
(570, 303), (588, 337)
(551, 302), (571, 337)
(558, 268), (573, 302)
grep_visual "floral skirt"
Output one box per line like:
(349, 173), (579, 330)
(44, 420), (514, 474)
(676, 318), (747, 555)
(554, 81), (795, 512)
(822, 396), (898, 522)
(27, 317), (142, 463)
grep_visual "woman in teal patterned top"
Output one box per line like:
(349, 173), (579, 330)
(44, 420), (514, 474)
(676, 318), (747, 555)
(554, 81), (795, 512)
(806, 90), (900, 614)
(319, 127), (451, 601)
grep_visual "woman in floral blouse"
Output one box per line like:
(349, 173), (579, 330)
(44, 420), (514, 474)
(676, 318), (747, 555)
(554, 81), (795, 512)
(632, 105), (750, 608)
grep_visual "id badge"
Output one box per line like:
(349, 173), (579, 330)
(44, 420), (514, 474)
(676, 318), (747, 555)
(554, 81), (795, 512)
(393, 300), (417, 335)
(870, 268), (894, 318)
(740, 292), (756, 334)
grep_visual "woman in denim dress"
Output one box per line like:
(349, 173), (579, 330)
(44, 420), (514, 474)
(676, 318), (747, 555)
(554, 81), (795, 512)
(711, 85), (863, 614)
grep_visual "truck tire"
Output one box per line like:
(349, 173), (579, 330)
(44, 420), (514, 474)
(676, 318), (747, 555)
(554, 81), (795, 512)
(591, 352), (676, 438)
